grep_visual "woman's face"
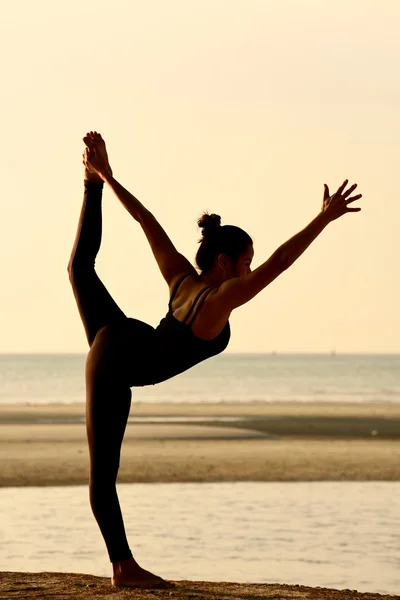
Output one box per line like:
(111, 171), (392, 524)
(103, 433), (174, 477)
(234, 245), (254, 277)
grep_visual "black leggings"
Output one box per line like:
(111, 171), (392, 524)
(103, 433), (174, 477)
(68, 181), (133, 563)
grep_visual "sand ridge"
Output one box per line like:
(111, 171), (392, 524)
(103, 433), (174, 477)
(1, 400), (400, 486)
(2, 400), (400, 420)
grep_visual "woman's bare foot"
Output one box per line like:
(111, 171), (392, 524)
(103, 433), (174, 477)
(111, 557), (173, 589)
(83, 131), (113, 178)
(83, 148), (103, 183)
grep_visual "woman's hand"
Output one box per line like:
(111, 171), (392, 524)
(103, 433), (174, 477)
(321, 180), (362, 222)
(83, 147), (112, 181)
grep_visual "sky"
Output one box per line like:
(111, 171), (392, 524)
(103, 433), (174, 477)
(0, 0), (399, 353)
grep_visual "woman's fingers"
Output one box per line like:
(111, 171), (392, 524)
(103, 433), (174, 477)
(342, 183), (357, 199)
(323, 179), (362, 220)
(335, 179), (349, 196)
(345, 193), (362, 204)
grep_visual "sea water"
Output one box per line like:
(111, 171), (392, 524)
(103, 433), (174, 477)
(1, 482), (399, 596)
(0, 353), (398, 405)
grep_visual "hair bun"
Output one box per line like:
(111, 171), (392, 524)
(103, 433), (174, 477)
(197, 212), (221, 236)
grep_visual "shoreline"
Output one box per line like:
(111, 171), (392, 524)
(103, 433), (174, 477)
(2, 400), (400, 417)
(0, 402), (400, 486)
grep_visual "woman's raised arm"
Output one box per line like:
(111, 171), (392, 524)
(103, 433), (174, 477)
(215, 180), (362, 311)
(83, 132), (197, 284)
(106, 176), (197, 283)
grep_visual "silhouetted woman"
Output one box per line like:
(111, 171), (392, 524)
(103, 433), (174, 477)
(68, 131), (361, 588)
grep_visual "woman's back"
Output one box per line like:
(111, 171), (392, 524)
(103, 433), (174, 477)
(167, 272), (231, 341)
(152, 277), (231, 385)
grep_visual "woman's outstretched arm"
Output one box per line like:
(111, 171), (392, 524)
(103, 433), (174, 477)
(106, 175), (197, 282)
(83, 132), (197, 284)
(216, 180), (362, 310)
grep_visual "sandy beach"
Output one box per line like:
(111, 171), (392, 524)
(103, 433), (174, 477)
(1, 572), (398, 600)
(1, 401), (400, 487)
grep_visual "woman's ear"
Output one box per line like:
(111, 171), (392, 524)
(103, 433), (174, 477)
(217, 254), (226, 271)
(216, 253), (228, 271)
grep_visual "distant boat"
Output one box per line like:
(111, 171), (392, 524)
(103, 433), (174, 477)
(330, 349), (337, 356)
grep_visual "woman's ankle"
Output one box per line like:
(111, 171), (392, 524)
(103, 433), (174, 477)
(112, 556), (138, 576)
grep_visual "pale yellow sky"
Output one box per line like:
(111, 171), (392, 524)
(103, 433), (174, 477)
(0, 0), (398, 352)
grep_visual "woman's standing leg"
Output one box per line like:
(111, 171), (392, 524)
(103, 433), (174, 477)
(86, 342), (170, 587)
(85, 337), (132, 562)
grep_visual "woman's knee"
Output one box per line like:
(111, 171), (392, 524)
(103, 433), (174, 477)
(90, 456), (120, 490)
(67, 257), (92, 285)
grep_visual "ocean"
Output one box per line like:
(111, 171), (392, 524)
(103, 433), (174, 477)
(0, 352), (399, 405)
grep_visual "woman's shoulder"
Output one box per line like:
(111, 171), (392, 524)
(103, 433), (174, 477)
(168, 272), (216, 317)
(168, 272), (202, 295)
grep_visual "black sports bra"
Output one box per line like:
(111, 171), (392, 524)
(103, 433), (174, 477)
(152, 274), (230, 384)
(167, 274), (217, 328)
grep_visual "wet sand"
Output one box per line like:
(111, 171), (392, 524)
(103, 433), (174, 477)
(1, 402), (399, 486)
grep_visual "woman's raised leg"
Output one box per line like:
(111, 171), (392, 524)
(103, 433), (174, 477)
(68, 178), (126, 346)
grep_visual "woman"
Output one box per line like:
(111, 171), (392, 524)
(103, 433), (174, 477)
(68, 132), (361, 588)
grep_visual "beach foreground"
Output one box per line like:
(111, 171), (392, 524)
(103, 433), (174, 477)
(1, 402), (400, 486)
(0, 572), (398, 600)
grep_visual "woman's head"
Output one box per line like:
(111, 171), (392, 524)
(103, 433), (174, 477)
(195, 212), (253, 278)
